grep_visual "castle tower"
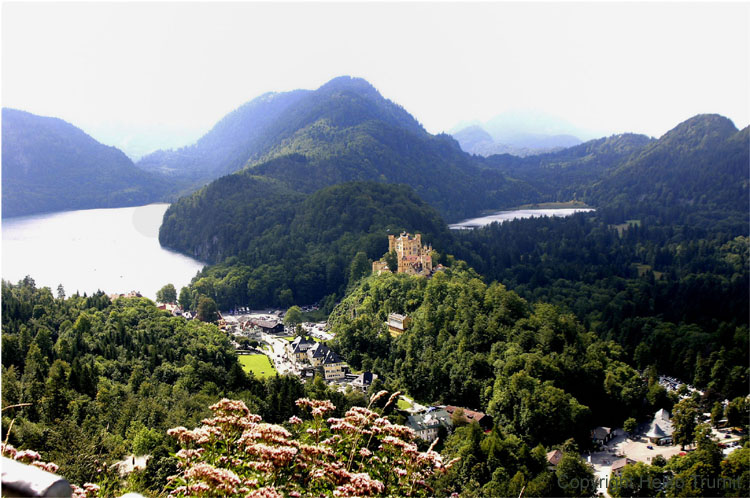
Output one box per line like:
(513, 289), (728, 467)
(388, 232), (433, 275)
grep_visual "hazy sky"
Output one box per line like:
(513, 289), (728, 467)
(3, 1), (749, 154)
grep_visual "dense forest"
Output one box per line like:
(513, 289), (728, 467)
(452, 212), (748, 400)
(328, 268), (749, 496)
(1, 277), (382, 496)
(449, 115), (749, 400)
(330, 267), (650, 441)
(1, 108), (174, 218)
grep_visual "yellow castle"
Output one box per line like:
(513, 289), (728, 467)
(373, 232), (433, 275)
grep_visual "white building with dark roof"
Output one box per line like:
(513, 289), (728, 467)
(352, 372), (378, 392)
(645, 408), (674, 444)
(288, 336), (316, 363)
(406, 408), (452, 442)
(320, 349), (346, 381)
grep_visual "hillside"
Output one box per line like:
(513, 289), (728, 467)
(2, 108), (170, 218)
(143, 77), (536, 220)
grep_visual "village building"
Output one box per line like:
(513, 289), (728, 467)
(387, 313), (411, 337)
(307, 342), (330, 367)
(591, 426), (614, 447)
(546, 449), (563, 469)
(351, 372), (378, 392)
(645, 408), (674, 445)
(611, 457), (637, 478)
(320, 349), (347, 381)
(444, 406), (493, 431)
(287, 336), (316, 364)
(254, 319), (284, 334)
(157, 303), (183, 316)
(406, 408), (453, 442)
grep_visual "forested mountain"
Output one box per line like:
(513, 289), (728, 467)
(143, 76), (535, 220)
(1, 108), (171, 218)
(588, 115), (749, 222)
(481, 114), (748, 226)
(162, 181), (451, 309)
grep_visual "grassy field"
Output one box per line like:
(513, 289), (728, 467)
(283, 335), (320, 342)
(397, 397), (412, 410)
(238, 354), (277, 379)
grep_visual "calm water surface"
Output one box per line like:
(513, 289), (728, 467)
(449, 207), (595, 229)
(2, 204), (205, 300)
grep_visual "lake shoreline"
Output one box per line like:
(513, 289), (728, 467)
(449, 206), (596, 230)
(2, 203), (205, 300)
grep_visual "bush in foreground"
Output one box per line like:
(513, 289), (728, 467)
(166, 392), (457, 497)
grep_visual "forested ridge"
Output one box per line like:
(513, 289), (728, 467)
(163, 181), (450, 311)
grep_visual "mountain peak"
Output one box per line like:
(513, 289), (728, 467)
(318, 76), (378, 95)
(661, 114), (738, 147)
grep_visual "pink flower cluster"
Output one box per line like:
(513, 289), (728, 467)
(295, 397), (335, 417)
(167, 394), (456, 497)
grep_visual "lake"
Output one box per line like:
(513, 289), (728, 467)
(2, 204), (206, 300)
(449, 207), (595, 229)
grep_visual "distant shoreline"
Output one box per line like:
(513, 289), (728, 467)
(477, 200), (592, 216)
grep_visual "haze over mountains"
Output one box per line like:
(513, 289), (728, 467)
(451, 110), (597, 157)
(136, 76), (536, 220)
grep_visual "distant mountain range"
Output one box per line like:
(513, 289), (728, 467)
(3, 76), (747, 234)
(451, 110), (597, 157)
(1, 108), (171, 218)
